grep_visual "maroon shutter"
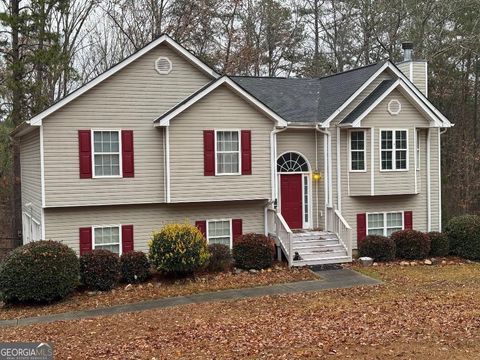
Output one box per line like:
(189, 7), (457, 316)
(232, 219), (243, 243)
(122, 225), (134, 253)
(404, 211), (413, 229)
(79, 227), (92, 255)
(357, 213), (367, 243)
(196, 221), (207, 238)
(78, 130), (92, 179)
(241, 130), (252, 175)
(122, 130), (134, 178)
(204, 130), (215, 176)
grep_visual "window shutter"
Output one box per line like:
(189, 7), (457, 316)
(232, 219), (243, 243)
(79, 227), (92, 255)
(241, 130), (252, 175)
(122, 225), (134, 253)
(404, 211), (413, 229)
(204, 130), (215, 176)
(195, 220), (207, 238)
(78, 130), (92, 179)
(357, 213), (367, 243)
(122, 130), (134, 178)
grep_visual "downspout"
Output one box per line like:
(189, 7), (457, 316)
(315, 124), (332, 230)
(439, 128), (447, 230)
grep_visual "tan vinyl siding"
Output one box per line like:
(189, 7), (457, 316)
(276, 129), (324, 228)
(344, 129), (371, 196)
(44, 201), (265, 253)
(20, 129), (42, 221)
(429, 128), (440, 231)
(395, 61), (428, 96)
(169, 85), (272, 203)
(42, 44), (211, 207)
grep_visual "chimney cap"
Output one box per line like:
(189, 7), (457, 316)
(402, 42), (414, 50)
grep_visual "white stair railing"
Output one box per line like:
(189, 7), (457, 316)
(326, 206), (352, 258)
(267, 208), (293, 266)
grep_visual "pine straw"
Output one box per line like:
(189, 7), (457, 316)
(1, 262), (479, 359)
(0, 264), (316, 321)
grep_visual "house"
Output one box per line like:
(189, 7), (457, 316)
(13, 35), (452, 266)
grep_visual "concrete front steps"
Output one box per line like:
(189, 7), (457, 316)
(291, 230), (351, 266)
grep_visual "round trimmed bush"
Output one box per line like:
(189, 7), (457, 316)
(358, 235), (396, 261)
(80, 250), (120, 291)
(120, 251), (150, 283)
(390, 230), (430, 259)
(232, 233), (275, 270)
(0, 241), (79, 304)
(445, 214), (480, 260)
(206, 244), (233, 273)
(149, 223), (209, 274)
(427, 232), (449, 257)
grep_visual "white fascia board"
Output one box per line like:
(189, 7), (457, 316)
(322, 62), (390, 128)
(28, 35), (219, 127)
(155, 76), (288, 127)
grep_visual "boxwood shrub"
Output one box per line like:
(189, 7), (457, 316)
(233, 233), (275, 270)
(445, 214), (480, 260)
(206, 244), (233, 273)
(0, 241), (79, 303)
(120, 251), (150, 283)
(358, 235), (396, 261)
(390, 229), (430, 259)
(427, 231), (449, 257)
(149, 223), (209, 274)
(80, 250), (120, 291)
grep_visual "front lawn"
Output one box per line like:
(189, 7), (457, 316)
(0, 262), (479, 359)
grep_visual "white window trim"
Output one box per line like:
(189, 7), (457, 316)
(214, 129), (242, 176)
(366, 211), (404, 237)
(92, 224), (122, 255)
(349, 129), (367, 173)
(91, 129), (123, 179)
(379, 129), (409, 172)
(22, 211), (41, 243)
(206, 219), (233, 249)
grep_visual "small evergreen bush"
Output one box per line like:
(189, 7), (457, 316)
(427, 232), (450, 257)
(149, 223), (209, 274)
(0, 241), (79, 303)
(120, 251), (150, 283)
(80, 250), (120, 291)
(232, 233), (275, 270)
(390, 230), (430, 259)
(358, 235), (396, 261)
(206, 244), (233, 272)
(445, 215), (480, 260)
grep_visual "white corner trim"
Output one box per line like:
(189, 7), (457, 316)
(371, 127), (375, 196)
(409, 62), (414, 82)
(427, 128), (432, 231)
(155, 77), (288, 127)
(165, 126), (171, 203)
(438, 129), (442, 230)
(414, 127), (418, 194)
(425, 62), (428, 97)
(40, 125), (46, 239)
(28, 35), (219, 126)
(336, 127), (342, 211)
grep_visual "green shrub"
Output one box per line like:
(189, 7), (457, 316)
(120, 251), (150, 283)
(428, 232), (450, 257)
(0, 241), (79, 303)
(80, 250), (120, 291)
(358, 235), (396, 261)
(149, 223), (209, 274)
(445, 215), (480, 260)
(232, 233), (275, 270)
(206, 244), (233, 272)
(391, 230), (430, 259)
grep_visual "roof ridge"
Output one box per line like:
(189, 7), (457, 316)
(316, 61), (386, 81)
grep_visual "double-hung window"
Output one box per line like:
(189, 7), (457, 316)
(93, 130), (121, 177)
(367, 212), (403, 237)
(381, 130), (407, 170)
(350, 130), (366, 171)
(216, 131), (240, 175)
(93, 225), (121, 254)
(207, 220), (232, 248)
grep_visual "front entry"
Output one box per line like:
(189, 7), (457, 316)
(280, 174), (303, 229)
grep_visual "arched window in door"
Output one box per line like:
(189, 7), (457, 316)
(277, 152), (310, 173)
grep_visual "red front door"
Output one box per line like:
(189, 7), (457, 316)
(280, 174), (303, 229)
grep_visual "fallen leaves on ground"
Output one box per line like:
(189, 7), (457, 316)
(0, 264), (316, 321)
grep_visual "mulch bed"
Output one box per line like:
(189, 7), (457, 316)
(0, 263), (316, 321)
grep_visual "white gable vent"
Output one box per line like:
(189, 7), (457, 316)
(155, 56), (172, 75)
(387, 99), (402, 115)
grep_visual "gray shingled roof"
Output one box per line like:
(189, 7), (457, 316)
(341, 79), (397, 124)
(231, 62), (386, 124)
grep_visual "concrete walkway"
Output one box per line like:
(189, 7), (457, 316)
(0, 268), (381, 328)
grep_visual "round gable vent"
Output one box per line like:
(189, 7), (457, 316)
(387, 99), (402, 115)
(155, 56), (172, 75)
